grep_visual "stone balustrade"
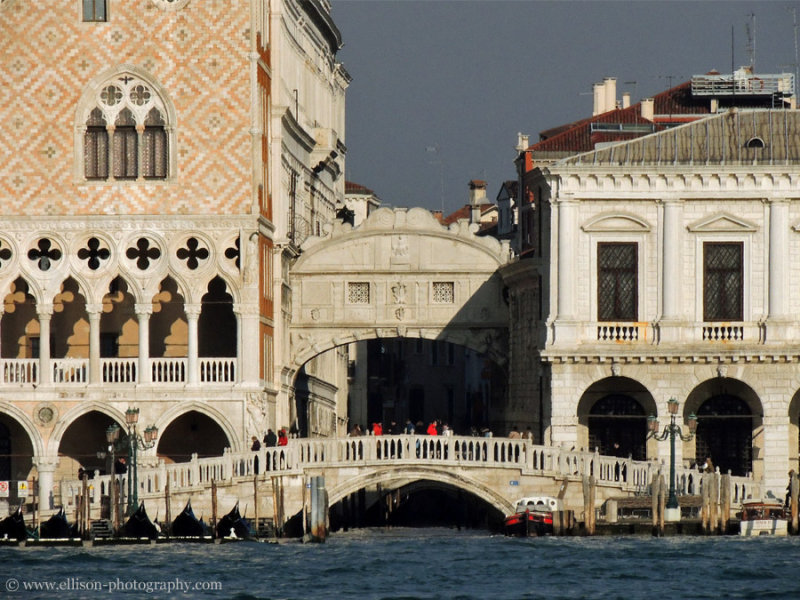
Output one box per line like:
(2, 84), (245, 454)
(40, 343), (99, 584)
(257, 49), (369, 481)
(0, 356), (237, 386)
(55, 435), (760, 512)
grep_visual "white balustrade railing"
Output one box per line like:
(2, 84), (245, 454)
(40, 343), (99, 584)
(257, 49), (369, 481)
(0, 359), (38, 384)
(0, 356), (240, 387)
(102, 358), (137, 383)
(151, 358), (186, 383)
(52, 359), (88, 384)
(60, 436), (760, 510)
(200, 358), (236, 383)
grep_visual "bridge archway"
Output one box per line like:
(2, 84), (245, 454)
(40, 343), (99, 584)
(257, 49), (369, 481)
(325, 465), (516, 516)
(288, 207), (511, 374)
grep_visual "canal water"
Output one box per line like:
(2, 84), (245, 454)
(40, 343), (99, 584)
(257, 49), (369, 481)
(3, 529), (800, 599)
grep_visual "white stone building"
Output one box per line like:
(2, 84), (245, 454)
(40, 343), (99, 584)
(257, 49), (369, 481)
(503, 107), (800, 497)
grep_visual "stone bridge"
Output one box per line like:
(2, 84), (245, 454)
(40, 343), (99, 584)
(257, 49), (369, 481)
(288, 207), (512, 372)
(58, 436), (760, 529)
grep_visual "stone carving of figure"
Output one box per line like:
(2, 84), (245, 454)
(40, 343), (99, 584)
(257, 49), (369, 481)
(244, 233), (258, 285)
(391, 282), (406, 304)
(392, 235), (409, 258)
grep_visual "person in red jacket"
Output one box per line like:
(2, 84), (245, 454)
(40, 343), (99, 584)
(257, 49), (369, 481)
(427, 421), (438, 436)
(372, 422), (383, 436)
(277, 428), (288, 446)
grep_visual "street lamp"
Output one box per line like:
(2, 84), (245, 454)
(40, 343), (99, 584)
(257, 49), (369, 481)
(647, 397), (697, 522)
(106, 424), (121, 530)
(122, 407), (158, 516)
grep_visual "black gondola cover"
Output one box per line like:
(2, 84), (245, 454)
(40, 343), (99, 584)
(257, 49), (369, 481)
(122, 502), (159, 539)
(171, 500), (207, 537)
(0, 505), (28, 541)
(40, 507), (77, 539)
(215, 501), (252, 539)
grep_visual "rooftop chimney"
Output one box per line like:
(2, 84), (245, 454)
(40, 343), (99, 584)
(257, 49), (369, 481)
(604, 77), (617, 111)
(516, 132), (530, 152)
(593, 82), (605, 115)
(622, 92), (631, 109)
(641, 98), (654, 121)
(469, 180), (487, 224)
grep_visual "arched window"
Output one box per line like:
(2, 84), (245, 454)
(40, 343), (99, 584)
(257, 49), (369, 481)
(79, 72), (172, 182)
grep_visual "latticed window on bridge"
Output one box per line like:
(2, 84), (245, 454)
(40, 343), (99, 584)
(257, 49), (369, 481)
(432, 282), (454, 303)
(703, 241), (743, 321)
(347, 282), (370, 304)
(597, 242), (637, 321)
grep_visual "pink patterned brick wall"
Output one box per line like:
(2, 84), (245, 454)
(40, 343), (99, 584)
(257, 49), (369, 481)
(0, 0), (254, 217)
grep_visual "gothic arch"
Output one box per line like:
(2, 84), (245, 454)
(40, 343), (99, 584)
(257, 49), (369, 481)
(154, 401), (240, 453)
(74, 65), (177, 182)
(47, 401), (127, 455)
(0, 401), (44, 458)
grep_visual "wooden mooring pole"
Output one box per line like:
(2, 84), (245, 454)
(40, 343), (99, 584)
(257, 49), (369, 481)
(164, 476), (171, 539)
(791, 470), (799, 535)
(253, 475), (259, 539)
(720, 473), (730, 534)
(211, 479), (218, 539)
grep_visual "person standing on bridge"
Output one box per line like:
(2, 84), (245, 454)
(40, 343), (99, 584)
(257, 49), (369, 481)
(427, 421), (438, 436)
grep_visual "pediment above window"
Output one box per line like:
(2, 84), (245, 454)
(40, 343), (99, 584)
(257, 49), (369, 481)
(688, 213), (758, 233)
(581, 213), (651, 232)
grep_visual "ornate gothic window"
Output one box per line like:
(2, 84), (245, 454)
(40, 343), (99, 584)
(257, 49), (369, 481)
(597, 242), (637, 321)
(79, 72), (172, 182)
(703, 242), (743, 321)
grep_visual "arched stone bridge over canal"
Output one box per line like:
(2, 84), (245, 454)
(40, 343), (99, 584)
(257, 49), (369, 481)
(61, 436), (759, 529)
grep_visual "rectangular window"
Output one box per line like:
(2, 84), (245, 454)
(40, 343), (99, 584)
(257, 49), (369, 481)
(83, 0), (107, 22)
(432, 282), (454, 304)
(597, 242), (638, 321)
(704, 242), (743, 321)
(347, 282), (370, 304)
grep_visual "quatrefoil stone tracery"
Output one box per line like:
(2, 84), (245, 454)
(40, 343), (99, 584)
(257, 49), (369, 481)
(126, 238), (161, 271)
(78, 237), (111, 271)
(225, 238), (240, 269)
(177, 237), (209, 270)
(28, 239), (62, 272)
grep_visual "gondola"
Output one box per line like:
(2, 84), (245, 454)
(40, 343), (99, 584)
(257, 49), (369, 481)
(215, 501), (253, 539)
(39, 507), (77, 539)
(122, 502), (160, 539)
(171, 499), (208, 538)
(0, 505), (28, 541)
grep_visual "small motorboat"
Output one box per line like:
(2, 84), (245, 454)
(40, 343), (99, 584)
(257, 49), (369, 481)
(216, 502), (253, 540)
(122, 502), (160, 540)
(504, 496), (560, 537)
(171, 500), (208, 538)
(0, 505), (28, 541)
(739, 500), (788, 536)
(39, 507), (77, 539)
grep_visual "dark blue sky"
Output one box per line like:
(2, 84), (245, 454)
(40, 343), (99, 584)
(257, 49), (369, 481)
(333, 0), (800, 215)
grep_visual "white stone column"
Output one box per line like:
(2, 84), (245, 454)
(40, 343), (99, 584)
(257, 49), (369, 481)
(659, 199), (683, 342)
(762, 413), (790, 500)
(135, 304), (152, 384)
(555, 197), (578, 342)
(34, 457), (59, 510)
(235, 302), (259, 384)
(186, 304), (201, 385)
(767, 198), (790, 339)
(86, 303), (102, 384)
(37, 304), (53, 385)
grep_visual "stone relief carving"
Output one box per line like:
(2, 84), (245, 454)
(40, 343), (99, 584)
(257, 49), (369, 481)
(391, 282), (406, 304)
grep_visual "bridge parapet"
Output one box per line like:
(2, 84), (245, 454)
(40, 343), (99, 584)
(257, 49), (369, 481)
(57, 435), (758, 516)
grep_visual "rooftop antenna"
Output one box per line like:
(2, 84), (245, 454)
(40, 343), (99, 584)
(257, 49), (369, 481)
(790, 7), (799, 98)
(426, 144), (445, 215)
(745, 12), (756, 70)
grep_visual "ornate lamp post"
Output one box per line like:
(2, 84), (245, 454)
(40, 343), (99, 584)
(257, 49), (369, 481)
(122, 407), (158, 516)
(647, 397), (697, 522)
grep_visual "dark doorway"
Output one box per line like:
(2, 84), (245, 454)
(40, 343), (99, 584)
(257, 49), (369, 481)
(695, 395), (752, 476)
(588, 394), (647, 460)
